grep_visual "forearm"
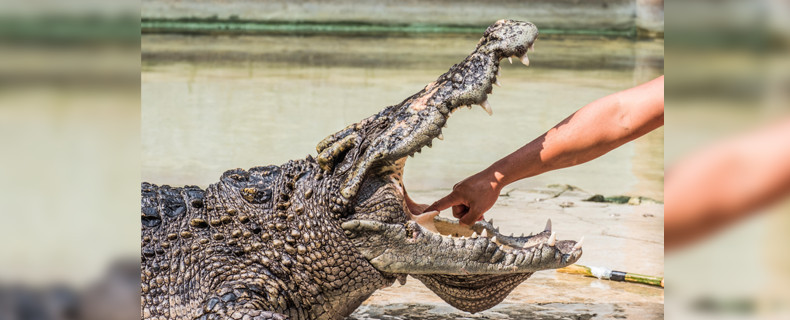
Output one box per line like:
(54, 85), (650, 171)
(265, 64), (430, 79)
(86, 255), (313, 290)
(665, 119), (790, 249)
(486, 76), (664, 189)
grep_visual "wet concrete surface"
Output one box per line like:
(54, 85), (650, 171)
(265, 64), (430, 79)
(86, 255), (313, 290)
(350, 302), (663, 320)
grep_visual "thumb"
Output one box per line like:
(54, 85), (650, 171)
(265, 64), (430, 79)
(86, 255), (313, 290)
(424, 192), (462, 213)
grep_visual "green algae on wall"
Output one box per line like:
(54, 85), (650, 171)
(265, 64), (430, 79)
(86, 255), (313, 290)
(141, 19), (638, 38)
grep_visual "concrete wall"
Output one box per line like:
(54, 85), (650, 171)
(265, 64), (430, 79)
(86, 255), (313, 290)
(142, 0), (663, 35)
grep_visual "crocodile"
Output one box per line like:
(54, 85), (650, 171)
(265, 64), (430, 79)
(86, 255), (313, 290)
(141, 19), (583, 320)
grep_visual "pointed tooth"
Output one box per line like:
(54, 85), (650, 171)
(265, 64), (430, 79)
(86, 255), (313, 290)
(471, 232), (478, 238)
(544, 219), (552, 232)
(481, 229), (489, 238)
(437, 133), (444, 140)
(508, 57), (513, 64)
(573, 236), (584, 250)
(529, 42), (535, 51)
(488, 218), (494, 225)
(520, 233), (525, 237)
(547, 232), (556, 246)
(509, 233), (514, 237)
(480, 100), (492, 116)
(492, 236), (498, 244)
(520, 54), (530, 66)
(494, 78), (501, 87)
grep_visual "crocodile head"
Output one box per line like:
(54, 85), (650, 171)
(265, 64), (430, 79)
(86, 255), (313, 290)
(316, 20), (582, 313)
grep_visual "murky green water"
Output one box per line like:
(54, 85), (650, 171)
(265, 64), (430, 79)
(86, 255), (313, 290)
(141, 33), (664, 319)
(142, 34), (663, 199)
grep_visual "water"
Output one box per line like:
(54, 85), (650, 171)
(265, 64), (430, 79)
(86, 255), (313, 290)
(142, 33), (664, 200)
(142, 33), (664, 319)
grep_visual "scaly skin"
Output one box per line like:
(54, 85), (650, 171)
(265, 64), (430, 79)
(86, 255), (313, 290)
(141, 163), (390, 320)
(141, 20), (582, 320)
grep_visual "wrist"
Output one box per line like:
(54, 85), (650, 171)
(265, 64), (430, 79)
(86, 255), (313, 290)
(481, 166), (507, 193)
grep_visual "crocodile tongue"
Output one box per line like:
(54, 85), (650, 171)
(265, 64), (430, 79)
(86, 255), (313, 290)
(410, 210), (440, 233)
(402, 187), (441, 233)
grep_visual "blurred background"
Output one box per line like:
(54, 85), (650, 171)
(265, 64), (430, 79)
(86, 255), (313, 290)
(140, 1), (663, 318)
(0, 0), (140, 319)
(665, 0), (790, 319)
(4, 0), (788, 319)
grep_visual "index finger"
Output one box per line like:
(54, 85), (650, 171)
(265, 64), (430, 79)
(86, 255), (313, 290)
(424, 192), (462, 213)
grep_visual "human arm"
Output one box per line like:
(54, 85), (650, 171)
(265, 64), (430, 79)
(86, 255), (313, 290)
(665, 118), (790, 250)
(425, 75), (665, 225)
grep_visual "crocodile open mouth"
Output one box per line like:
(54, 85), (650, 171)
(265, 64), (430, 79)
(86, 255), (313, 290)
(335, 20), (581, 313)
(341, 41), (585, 312)
(343, 186), (583, 313)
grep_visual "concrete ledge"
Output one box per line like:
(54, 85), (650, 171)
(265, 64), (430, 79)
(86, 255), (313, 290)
(142, 0), (663, 37)
(141, 19), (638, 37)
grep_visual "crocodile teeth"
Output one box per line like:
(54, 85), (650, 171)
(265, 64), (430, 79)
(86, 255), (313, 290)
(437, 133), (444, 140)
(491, 236), (498, 244)
(508, 57), (513, 64)
(544, 218), (552, 232)
(471, 232), (478, 238)
(494, 78), (501, 87)
(480, 100), (493, 116)
(529, 42), (535, 51)
(573, 236), (584, 250)
(520, 54), (530, 66)
(547, 232), (556, 246)
(481, 229), (489, 238)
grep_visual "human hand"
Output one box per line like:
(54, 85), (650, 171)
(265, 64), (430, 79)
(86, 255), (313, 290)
(424, 170), (502, 226)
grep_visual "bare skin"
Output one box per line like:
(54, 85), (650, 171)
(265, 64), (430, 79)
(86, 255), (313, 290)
(664, 118), (790, 250)
(425, 76), (665, 225)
